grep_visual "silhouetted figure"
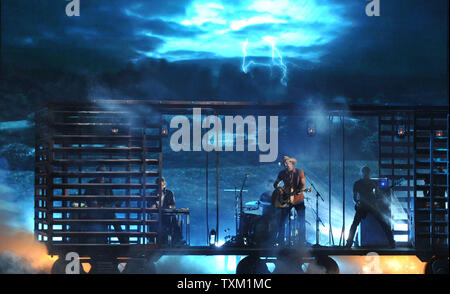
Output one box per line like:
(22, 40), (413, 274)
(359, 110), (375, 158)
(82, 165), (126, 244)
(149, 177), (183, 245)
(346, 166), (395, 248)
(259, 179), (275, 216)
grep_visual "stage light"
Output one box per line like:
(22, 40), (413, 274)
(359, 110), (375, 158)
(111, 128), (119, 134)
(161, 120), (169, 137)
(306, 120), (316, 136)
(435, 130), (443, 137)
(161, 127), (168, 137)
(396, 125), (406, 138)
(209, 229), (217, 246)
(372, 177), (389, 191)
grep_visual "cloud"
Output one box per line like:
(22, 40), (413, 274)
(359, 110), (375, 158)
(121, 0), (193, 18)
(164, 50), (217, 60)
(130, 36), (165, 52)
(139, 19), (205, 37)
(2, 0), (448, 95)
(2, 0), (355, 68)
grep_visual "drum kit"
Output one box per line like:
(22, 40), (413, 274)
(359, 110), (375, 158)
(240, 200), (277, 246)
(224, 173), (321, 247)
(224, 174), (278, 246)
(239, 188), (311, 246)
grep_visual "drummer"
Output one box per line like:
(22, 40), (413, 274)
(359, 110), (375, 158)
(259, 179), (275, 215)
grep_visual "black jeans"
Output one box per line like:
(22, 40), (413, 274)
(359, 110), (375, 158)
(346, 205), (395, 247)
(159, 215), (183, 245)
(103, 211), (128, 244)
(274, 203), (306, 244)
(294, 203), (306, 245)
(275, 208), (290, 243)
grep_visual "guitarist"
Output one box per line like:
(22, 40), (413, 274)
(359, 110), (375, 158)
(272, 156), (307, 245)
(345, 166), (395, 248)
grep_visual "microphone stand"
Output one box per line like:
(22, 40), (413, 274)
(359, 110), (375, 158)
(225, 175), (248, 245)
(309, 180), (325, 247)
(237, 174), (248, 240)
(223, 187), (248, 246)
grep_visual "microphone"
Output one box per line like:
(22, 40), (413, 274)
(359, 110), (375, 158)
(278, 161), (288, 168)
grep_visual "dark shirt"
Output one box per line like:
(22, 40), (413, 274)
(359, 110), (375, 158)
(353, 178), (377, 208)
(149, 189), (175, 209)
(274, 168), (305, 193)
(84, 178), (113, 207)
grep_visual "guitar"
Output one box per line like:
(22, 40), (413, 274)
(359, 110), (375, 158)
(272, 187), (312, 208)
(354, 177), (405, 211)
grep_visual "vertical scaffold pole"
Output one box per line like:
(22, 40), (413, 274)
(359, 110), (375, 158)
(216, 115), (220, 243)
(329, 115), (334, 245)
(206, 152), (209, 245)
(339, 115), (346, 246)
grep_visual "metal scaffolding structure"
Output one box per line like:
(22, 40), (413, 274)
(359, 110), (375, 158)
(34, 100), (448, 270)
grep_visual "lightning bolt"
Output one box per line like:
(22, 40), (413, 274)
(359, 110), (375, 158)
(241, 39), (252, 73)
(241, 37), (288, 86)
(263, 36), (287, 86)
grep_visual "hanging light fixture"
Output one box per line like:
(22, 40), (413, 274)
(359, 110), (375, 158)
(395, 114), (407, 138)
(209, 229), (217, 246)
(161, 120), (169, 137)
(396, 123), (406, 138)
(306, 120), (316, 136)
(435, 130), (443, 137)
(397, 126), (405, 137)
(161, 126), (168, 137)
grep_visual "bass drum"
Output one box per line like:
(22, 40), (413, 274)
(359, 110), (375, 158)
(241, 213), (259, 236)
(245, 214), (278, 246)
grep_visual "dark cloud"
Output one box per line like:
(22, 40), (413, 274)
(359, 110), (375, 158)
(139, 18), (204, 37)
(1, 0), (187, 71)
(316, 0), (448, 78)
(121, 0), (193, 17)
(0, 0), (447, 105)
(165, 50), (217, 59)
(129, 36), (165, 52)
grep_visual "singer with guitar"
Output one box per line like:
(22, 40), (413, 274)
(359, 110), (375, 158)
(272, 156), (309, 246)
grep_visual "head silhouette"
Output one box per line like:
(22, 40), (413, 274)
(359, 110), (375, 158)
(156, 177), (167, 189)
(361, 166), (371, 179)
(96, 165), (106, 181)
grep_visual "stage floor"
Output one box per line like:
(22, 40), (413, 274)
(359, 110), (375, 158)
(48, 244), (447, 259)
